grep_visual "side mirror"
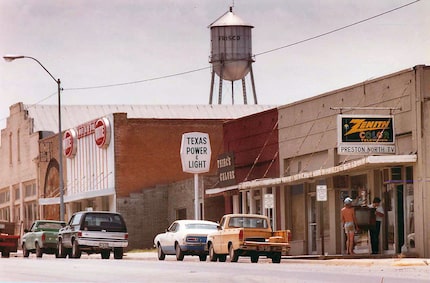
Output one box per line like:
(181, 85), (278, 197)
(24, 229), (29, 233)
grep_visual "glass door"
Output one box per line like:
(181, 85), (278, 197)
(308, 193), (317, 254)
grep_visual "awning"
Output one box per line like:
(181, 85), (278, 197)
(207, 155), (417, 195)
(238, 154), (417, 190)
(38, 187), (115, 206)
(206, 184), (238, 196)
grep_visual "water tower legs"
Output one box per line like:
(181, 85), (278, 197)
(250, 65), (258, 104)
(208, 63), (258, 105)
(218, 66), (224, 104)
(241, 78), (248, 104)
(209, 70), (215, 104)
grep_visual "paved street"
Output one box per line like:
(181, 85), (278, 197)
(1, 251), (428, 282)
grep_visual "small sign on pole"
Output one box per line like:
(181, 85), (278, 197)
(180, 132), (212, 220)
(264, 194), (274, 209)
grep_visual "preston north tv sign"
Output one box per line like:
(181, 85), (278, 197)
(337, 115), (395, 155)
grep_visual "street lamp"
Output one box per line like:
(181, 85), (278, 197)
(3, 55), (65, 221)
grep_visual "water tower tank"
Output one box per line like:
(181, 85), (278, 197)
(209, 7), (254, 81)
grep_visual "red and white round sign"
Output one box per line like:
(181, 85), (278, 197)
(94, 117), (111, 148)
(63, 129), (77, 158)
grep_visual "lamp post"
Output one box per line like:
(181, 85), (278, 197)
(3, 55), (65, 221)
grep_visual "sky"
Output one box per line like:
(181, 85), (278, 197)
(0, 0), (429, 129)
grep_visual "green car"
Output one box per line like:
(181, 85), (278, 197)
(22, 220), (66, 258)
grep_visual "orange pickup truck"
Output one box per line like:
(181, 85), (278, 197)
(206, 214), (291, 263)
(0, 221), (19, 258)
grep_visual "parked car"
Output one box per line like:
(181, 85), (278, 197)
(206, 214), (291, 263)
(0, 221), (20, 258)
(57, 211), (128, 259)
(154, 219), (218, 261)
(22, 220), (66, 258)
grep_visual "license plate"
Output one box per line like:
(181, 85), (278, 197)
(99, 243), (109, 248)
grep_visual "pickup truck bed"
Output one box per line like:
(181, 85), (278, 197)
(0, 222), (19, 258)
(206, 214), (291, 263)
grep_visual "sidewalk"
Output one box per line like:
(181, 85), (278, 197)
(124, 251), (430, 267)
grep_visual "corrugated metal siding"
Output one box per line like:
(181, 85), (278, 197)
(25, 104), (276, 133)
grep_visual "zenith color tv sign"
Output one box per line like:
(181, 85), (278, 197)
(337, 115), (395, 155)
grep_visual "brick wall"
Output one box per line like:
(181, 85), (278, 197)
(117, 185), (168, 249)
(114, 113), (226, 198)
(117, 175), (226, 250)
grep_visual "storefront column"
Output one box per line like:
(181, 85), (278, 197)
(241, 191), (247, 213)
(230, 194), (238, 213)
(280, 186), (286, 230)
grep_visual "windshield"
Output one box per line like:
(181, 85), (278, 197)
(184, 223), (218, 230)
(82, 213), (127, 232)
(37, 222), (65, 231)
(228, 217), (268, 228)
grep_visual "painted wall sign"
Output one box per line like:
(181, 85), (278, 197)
(63, 129), (78, 158)
(217, 152), (236, 187)
(337, 115), (395, 155)
(94, 117), (111, 148)
(180, 132), (212, 174)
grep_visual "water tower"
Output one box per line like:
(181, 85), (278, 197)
(208, 7), (257, 104)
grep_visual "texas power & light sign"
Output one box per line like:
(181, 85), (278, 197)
(180, 132), (212, 173)
(337, 115), (395, 155)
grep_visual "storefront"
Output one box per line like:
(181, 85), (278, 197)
(211, 65), (430, 258)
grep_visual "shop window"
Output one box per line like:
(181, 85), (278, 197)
(0, 190), (10, 204)
(14, 205), (20, 223)
(350, 174), (368, 205)
(14, 186), (20, 201)
(391, 167), (402, 181)
(24, 202), (38, 228)
(405, 166), (414, 248)
(24, 183), (36, 197)
(0, 207), (10, 221)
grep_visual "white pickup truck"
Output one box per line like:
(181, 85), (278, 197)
(206, 214), (291, 263)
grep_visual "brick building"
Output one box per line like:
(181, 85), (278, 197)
(0, 103), (272, 247)
(206, 108), (280, 226)
(34, 105), (274, 248)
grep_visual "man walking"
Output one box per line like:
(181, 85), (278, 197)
(368, 197), (384, 254)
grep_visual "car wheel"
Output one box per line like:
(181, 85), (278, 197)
(113, 247), (123, 259)
(199, 254), (207, 261)
(22, 243), (30, 258)
(157, 244), (166, 260)
(228, 244), (239, 262)
(101, 249), (110, 259)
(175, 243), (184, 261)
(250, 254), (259, 263)
(35, 242), (43, 258)
(57, 239), (67, 258)
(209, 244), (218, 262)
(271, 252), (281, 263)
(72, 240), (81, 259)
(1, 250), (10, 258)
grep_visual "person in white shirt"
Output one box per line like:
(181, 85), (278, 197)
(368, 197), (384, 254)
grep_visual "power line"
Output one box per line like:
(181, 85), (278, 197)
(254, 0), (421, 57)
(63, 0), (420, 93)
(65, 66), (210, 91)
